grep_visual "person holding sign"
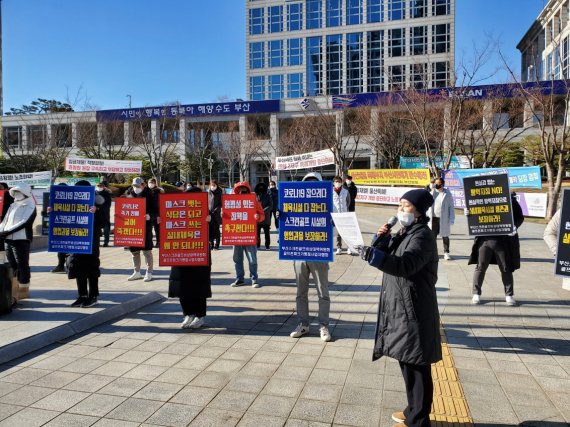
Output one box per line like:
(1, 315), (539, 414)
(255, 182), (273, 250)
(332, 176), (351, 255)
(208, 180), (223, 250)
(358, 189), (440, 427)
(429, 177), (455, 260)
(543, 208), (570, 291)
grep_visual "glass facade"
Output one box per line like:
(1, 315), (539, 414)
(346, 0), (363, 25)
(307, 0), (323, 29)
(269, 40), (284, 67)
(250, 76), (265, 100)
(432, 61), (449, 87)
(288, 73), (304, 98)
(307, 36), (323, 95)
(367, 30), (384, 92)
(287, 3), (303, 31)
(367, 0), (383, 23)
(249, 42), (264, 69)
(249, 8), (264, 35)
(326, 34), (343, 94)
(389, 0), (405, 21)
(269, 75), (284, 99)
(433, 0), (450, 16)
(269, 6), (283, 33)
(389, 64), (405, 90)
(389, 28), (405, 57)
(411, 0), (426, 18)
(411, 26), (427, 55)
(411, 63), (427, 89)
(288, 38), (303, 66)
(326, 0), (342, 27)
(347, 33), (363, 94)
(432, 23), (450, 54)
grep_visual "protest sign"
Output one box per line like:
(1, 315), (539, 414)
(330, 212), (364, 253)
(399, 155), (470, 169)
(114, 198), (146, 247)
(349, 169), (430, 186)
(48, 185), (95, 254)
(279, 181), (334, 262)
(443, 166), (541, 190)
(355, 185), (409, 205)
(159, 192), (209, 266)
(65, 157), (142, 174)
(274, 149), (335, 171)
(463, 173), (514, 236)
(221, 194), (258, 246)
(0, 171), (52, 188)
(555, 189), (570, 276)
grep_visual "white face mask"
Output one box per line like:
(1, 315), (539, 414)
(133, 187), (143, 195)
(96, 187), (104, 192)
(345, 180), (352, 185)
(13, 192), (26, 201)
(210, 186), (217, 191)
(148, 183), (156, 189)
(334, 182), (342, 189)
(398, 212), (416, 227)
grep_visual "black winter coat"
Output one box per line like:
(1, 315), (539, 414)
(126, 186), (155, 251)
(368, 219), (442, 365)
(344, 182), (358, 212)
(208, 187), (223, 222)
(269, 187), (278, 211)
(255, 192), (273, 226)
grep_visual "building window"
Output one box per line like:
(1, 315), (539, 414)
(563, 37), (569, 78)
(269, 40), (283, 67)
(249, 8), (264, 35)
(307, 0), (322, 29)
(389, 28), (405, 57)
(411, 26), (427, 55)
(367, 0), (383, 23)
(546, 53), (553, 78)
(368, 30), (384, 92)
(160, 119), (179, 144)
(288, 38), (303, 66)
(346, 0), (362, 25)
(250, 76), (265, 100)
(389, 65), (405, 90)
(3, 126), (22, 149)
(347, 33), (363, 94)
(410, 0), (426, 18)
(269, 75), (284, 99)
(389, 0), (405, 20)
(411, 63), (427, 89)
(269, 5), (283, 33)
(326, 34), (343, 94)
(326, 0), (342, 27)
(432, 61), (449, 87)
(554, 48), (561, 79)
(287, 3), (303, 31)
(288, 73), (304, 98)
(433, 0), (450, 16)
(432, 24), (450, 54)
(52, 124), (72, 148)
(28, 125), (46, 148)
(306, 36), (323, 95)
(249, 42), (264, 69)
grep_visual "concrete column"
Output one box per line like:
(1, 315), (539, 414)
(71, 123), (77, 148)
(270, 113), (279, 180)
(151, 120), (158, 144)
(523, 99), (535, 128)
(21, 125), (28, 151)
(46, 124), (52, 147)
(239, 115), (248, 181)
(123, 121), (130, 146)
(443, 103), (452, 155)
(482, 100), (493, 131)
(96, 123), (103, 148)
(179, 118), (186, 149)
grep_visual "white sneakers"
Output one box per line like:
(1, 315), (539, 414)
(252, 280), (260, 288)
(143, 272), (153, 282)
(336, 248), (342, 255)
(320, 326), (332, 342)
(181, 316), (205, 329)
(181, 315), (194, 328)
(471, 294), (481, 304)
(444, 252), (452, 260)
(128, 271), (143, 281)
(290, 324), (309, 338)
(505, 296), (517, 306)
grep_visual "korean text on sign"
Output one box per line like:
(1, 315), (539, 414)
(48, 185), (95, 254)
(555, 189), (570, 277)
(159, 193), (209, 267)
(221, 194), (258, 246)
(114, 198), (146, 247)
(278, 181), (334, 262)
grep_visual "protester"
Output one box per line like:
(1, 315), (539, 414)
(429, 177), (455, 260)
(125, 177), (156, 282)
(147, 178), (164, 248)
(0, 182), (13, 220)
(466, 192), (524, 305)
(67, 180), (104, 308)
(170, 184), (212, 329)
(96, 181), (112, 247)
(48, 183), (69, 274)
(269, 180), (279, 230)
(332, 175), (352, 255)
(343, 175), (358, 213)
(543, 208), (570, 291)
(358, 188), (440, 427)
(289, 172), (332, 342)
(255, 182), (273, 250)
(231, 181), (264, 288)
(208, 179), (223, 250)
(0, 183), (37, 298)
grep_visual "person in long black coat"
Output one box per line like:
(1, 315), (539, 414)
(96, 182), (112, 247)
(255, 182), (273, 250)
(468, 192), (524, 306)
(208, 180), (222, 250)
(359, 189), (441, 427)
(169, 185), (212, 329)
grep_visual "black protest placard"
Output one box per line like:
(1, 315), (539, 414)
(555, 189), (570, 276)
(463, 173), (514, 236)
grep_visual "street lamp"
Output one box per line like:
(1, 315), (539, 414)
(207, 156), (214, 183)
(126, 94), (132, 108)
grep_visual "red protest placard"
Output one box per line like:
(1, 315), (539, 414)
(114, 198), (146, 247)
(221, 194), (257, 246)
(0, 191), (4, 221)
(159, 192), (209, 266)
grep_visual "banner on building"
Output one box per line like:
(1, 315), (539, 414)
(65, 157), (142, 174)
(159, 192), (209, 266)
(349, 169), (430, 186)
(555, 189), (570, 276)
(114, 198), (147, 247)
(48, 185), (95, 254)
(463, 173), (514, 236)
(221, 194), (258, 246)
(399, 155), (470, 170)
(278, 181), (334, 262)
(443, 166), (541, 190)
(355, 185), (410, 205)
(0, 171), (52, 188)
(274, 149), (335, 171)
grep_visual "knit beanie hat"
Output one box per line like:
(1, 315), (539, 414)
(400, 189), (434, 215)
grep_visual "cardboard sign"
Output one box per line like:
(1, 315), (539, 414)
(463, 173), (514, 236)
(159, 192), (209, 266)
(221, 194), (258, 246)
(555, 189), (570, 276)
(48, 185), (95, 254)
(114, 198), (146, 247)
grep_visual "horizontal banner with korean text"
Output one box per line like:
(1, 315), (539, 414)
(0, 171), (52, 188)
(275, 149), (335, 171)
(355, 186), (410, 205)
(65, 157), (142, 174)
(349, 169), (430, 186)
(399, 155), (470, 169)
(443, 166), (541, 190)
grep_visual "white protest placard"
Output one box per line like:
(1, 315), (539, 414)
(274, 149), (335, 171)
(330, 212), (364, 252)
(65, 157), (142, 174)
(0, 171), (52, 188)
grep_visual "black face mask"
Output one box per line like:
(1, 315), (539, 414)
(435, 184), (443, 190)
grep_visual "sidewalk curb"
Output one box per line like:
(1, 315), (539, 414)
(0, 291), (165, 365)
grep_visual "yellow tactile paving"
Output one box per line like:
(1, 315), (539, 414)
(429, 326), (474, 426)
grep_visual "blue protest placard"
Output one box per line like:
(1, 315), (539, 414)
(278, 181), (334, 262)
(48, 185), (95, 254)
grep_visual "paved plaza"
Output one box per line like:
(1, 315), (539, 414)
(0, 204), (569, 426)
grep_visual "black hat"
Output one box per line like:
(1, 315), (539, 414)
(400, 189), (434, 215)
(75, 180), (91, 186)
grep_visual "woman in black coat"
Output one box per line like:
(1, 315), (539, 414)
(359, 189), (441, 427)
(169, 185), (212, 329)
(254, 182), (273, 250)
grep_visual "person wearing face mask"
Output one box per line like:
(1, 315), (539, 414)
(332, 176), (351, 255)
(0, 183), (37, 299)
(208, 179), (223, 250)
(268, 181), (279, 230)
(358, 189), (440, 427)
(147, 178), (164, 248)
(343, 175), (358, 213)
(428, 177), (455, 260)
(125, 177), (157, 282)
(254, 182), (273, 250)
(96, 181), (112, 247)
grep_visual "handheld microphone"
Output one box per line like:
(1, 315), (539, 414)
(373, 216), (398, 247)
